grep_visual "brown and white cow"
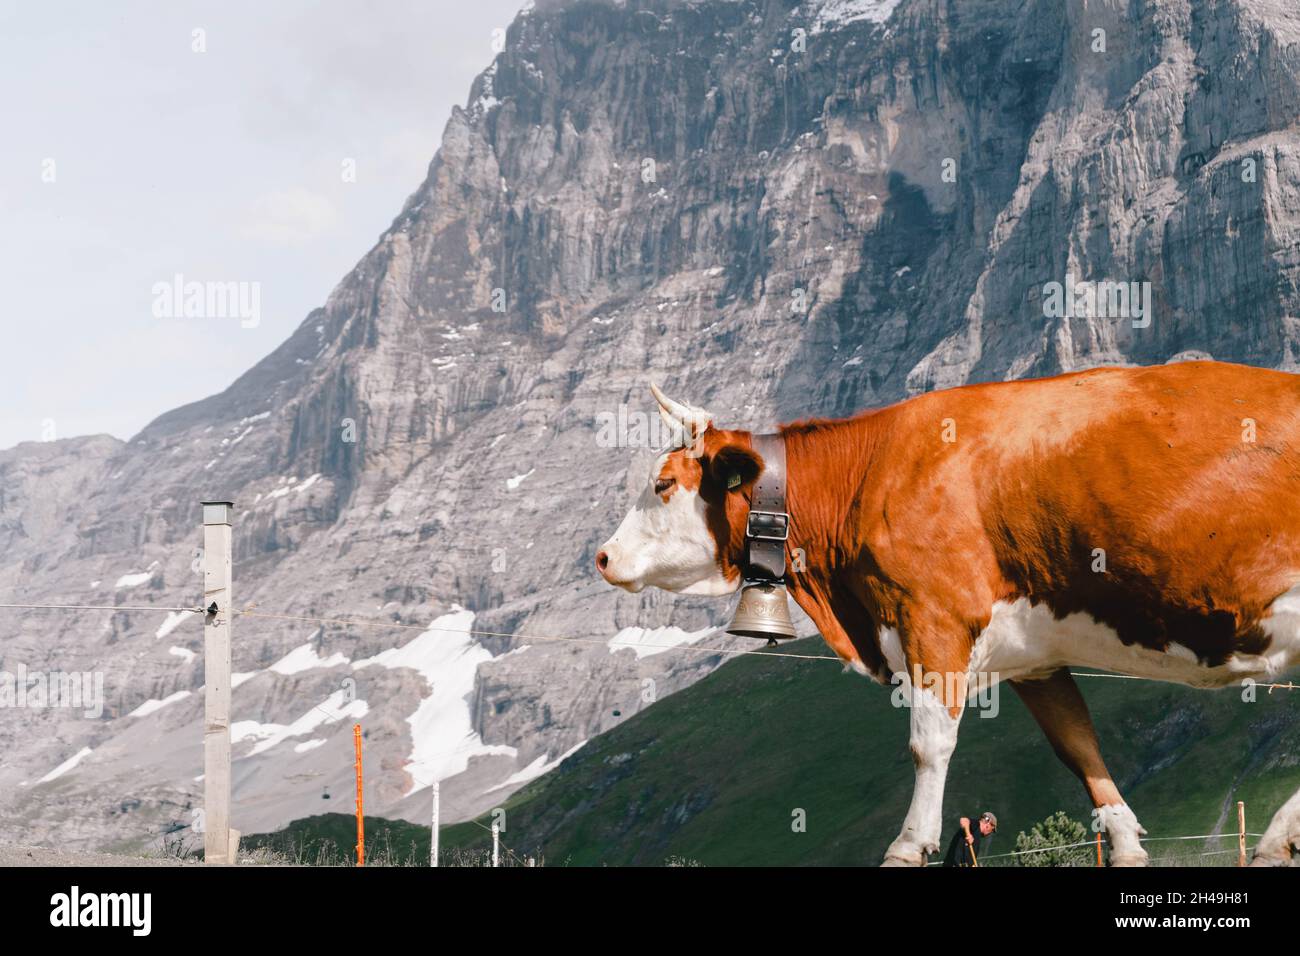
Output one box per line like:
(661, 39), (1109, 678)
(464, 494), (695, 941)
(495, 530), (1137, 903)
(597, 361), (1300, 866)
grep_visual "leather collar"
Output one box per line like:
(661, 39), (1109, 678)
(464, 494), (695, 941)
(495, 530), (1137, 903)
(744, 433), (789, 581)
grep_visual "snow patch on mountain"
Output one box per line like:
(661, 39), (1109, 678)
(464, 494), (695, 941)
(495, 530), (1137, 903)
(232, 688), (369, 757)
(115, 561), (159, 589)
(810, 0), (905, 33)
(353, 608), (516, 795)
(486, 740), (587, 792)
(155, 610), (196, 640)
(128, 690), (192, 718)
(269, 638), (349, 675)
(38, 747), (93, 784)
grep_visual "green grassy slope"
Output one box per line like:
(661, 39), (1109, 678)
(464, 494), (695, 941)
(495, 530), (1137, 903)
(435, 639), (1300, 866)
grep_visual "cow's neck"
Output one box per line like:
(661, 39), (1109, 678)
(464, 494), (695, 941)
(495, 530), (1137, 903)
(767, 414), (889, 673)
(776, 414), (878, 571)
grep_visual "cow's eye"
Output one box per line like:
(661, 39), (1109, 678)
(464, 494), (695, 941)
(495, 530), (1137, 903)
(654, 477), (675, 495)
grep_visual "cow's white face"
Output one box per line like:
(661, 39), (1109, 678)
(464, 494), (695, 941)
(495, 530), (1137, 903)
(597, 387), (762, 596)
(598, 448), (735, 595)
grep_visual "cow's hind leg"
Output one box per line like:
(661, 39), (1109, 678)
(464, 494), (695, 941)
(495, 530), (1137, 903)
(1251, 787), (1300, 866)
(1011, 669), (1149, 866)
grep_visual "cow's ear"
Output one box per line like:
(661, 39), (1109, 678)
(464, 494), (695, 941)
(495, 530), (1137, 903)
(707, 443), (762, 492)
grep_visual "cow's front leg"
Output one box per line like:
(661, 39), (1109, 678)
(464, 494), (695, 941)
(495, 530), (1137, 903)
(881, 615), (969, 867)
(882, 677), (964, 866)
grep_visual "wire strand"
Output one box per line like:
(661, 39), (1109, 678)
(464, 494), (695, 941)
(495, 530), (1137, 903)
(0, 602), (204, 613)
(959, 830), (1266, 862)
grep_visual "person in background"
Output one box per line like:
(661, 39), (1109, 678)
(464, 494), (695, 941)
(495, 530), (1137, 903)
(943, 810), (997, 867)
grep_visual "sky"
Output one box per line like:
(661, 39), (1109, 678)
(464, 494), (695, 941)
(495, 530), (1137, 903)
(0, 0), (526, 451)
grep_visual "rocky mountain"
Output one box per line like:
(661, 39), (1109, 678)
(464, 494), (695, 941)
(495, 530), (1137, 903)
(4, 0), (1300, 852)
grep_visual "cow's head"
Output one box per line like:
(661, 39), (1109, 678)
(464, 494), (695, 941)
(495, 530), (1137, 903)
(596, 385), (762, 595)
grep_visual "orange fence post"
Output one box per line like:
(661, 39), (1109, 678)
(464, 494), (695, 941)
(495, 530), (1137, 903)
(1237, 801), (1246, 867)
(354, 724), (365, 867)
(1096, 832), (1103, 867)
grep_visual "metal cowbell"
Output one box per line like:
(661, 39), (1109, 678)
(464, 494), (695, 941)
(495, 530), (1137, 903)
(726, 581), (797, 640)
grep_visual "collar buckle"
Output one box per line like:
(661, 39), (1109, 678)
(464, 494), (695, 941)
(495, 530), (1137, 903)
(746, 510), (789, 542)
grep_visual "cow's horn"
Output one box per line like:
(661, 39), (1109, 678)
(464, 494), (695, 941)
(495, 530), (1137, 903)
(649, 383), (712, 428)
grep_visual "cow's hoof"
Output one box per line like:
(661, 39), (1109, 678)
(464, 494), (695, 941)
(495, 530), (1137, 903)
(1109, 851), (1150, 867)
(1248, 846), (1296, 867)
(881, 846), (927, 867)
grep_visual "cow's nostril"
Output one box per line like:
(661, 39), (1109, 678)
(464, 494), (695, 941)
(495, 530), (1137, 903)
(596, 550), (609, 572)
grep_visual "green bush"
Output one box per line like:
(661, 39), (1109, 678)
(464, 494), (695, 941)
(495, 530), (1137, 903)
(1012, 811), (1094, 867)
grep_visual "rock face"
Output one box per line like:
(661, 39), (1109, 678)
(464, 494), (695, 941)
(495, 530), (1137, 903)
(3, 0), (1300, 852)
